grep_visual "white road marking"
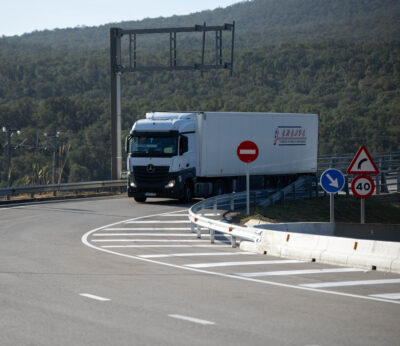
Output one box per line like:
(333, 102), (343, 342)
(185, 259), (303, 268)
(369, 293), (400, 300)
(168, 314), (215, 325)
(158, 214), (189, 217)
(101, 244), (231, 249)
(236, 268), (364, 278)
(91, 239), (230, 243)
(126, 220), (190, 224)
(139, 252), (255, 258)
(301, 278), (400, 288)
(102, 227), (192, 231)
(80, 293), (110, 301)
(92, 233), (227, 237)
(81, 211), (400, 305)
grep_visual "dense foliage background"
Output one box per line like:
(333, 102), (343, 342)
(0, 0), (399, 186)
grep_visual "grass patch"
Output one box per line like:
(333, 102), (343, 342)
(243, 195), (400, 224)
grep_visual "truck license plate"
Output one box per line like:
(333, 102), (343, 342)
(145, 193), (157, 197)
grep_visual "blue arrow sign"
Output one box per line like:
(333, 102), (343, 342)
(320, 169), (345, 194)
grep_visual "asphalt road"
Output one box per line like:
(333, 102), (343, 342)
(1, 196), (399, 346)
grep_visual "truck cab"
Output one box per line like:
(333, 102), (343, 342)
(126, 112), (198, 202)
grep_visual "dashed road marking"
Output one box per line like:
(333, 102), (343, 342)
(126, 220), (190, 224)
(102, 227), (192, 231)
(168, 314), (215, 325)
(301, 278), (400, 288)
(236, 268), (364, 278)
(369, 293), (400, 300)
(139, 252), (255, 259)
(92, 239), (230, 243)
(92, 233), (227, 237)
(82, 211), (400, 305)
(80, 293), (110, 301)
(185, 259), (303, 268)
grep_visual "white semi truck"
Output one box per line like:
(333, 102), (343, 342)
(125, 111), (318, 203)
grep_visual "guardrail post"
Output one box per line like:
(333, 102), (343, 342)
(230, 194), (235, 211)
(197, 225), (202, 239)
(231, 235), (237, 248)
(191, 222), (195, 233)
(210, 229), (215, 244)
(213, 198), (218, 216)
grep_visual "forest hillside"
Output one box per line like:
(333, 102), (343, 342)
(0, 0), (399, 186)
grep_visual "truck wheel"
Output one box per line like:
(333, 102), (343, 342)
(134, 196), (147, 203)
(180, 183), (193, 203)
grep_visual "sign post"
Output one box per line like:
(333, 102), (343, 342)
(347, 145), (379, 224)
(237, 141), (259, 215)
(350, 175), (375, 224)
(320, 169), (345, 223)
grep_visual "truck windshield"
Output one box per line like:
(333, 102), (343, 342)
(130, 135), (178, 157)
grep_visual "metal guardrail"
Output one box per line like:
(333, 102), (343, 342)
(0, 180), (126, 200)
(188, 178), (314, 247)
(188, 165), (400, 248)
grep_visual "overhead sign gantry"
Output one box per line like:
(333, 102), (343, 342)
(110, 22), (235, 179)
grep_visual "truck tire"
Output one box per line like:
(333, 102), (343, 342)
(134, 196), (147, 203)
(180, 182), (193, 203)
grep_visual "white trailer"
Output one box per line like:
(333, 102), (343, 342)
(125, 112), (318, 202)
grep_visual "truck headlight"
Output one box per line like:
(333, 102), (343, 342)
(165, 180), (176, 188)
(129, 179), (136, 187)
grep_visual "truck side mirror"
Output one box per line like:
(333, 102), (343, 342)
(179, 135), (188, 155)
(125, 135), (130, 154)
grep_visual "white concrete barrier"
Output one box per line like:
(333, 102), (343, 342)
(241, 221), (400, 274)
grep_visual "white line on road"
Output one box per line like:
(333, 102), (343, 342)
(80, 293), (110, 301)
(168, 314), (215, 325)
(236, 268), (364, 278)
(101, 244), (231, 248)
(92, 239), (230, 243)
(185, 259), (303, 268)
(139, 252), (255, 258)
(81, 211), (400, 305)
(102, 227), (193, 231)
(301, 278), (400, 288)
(126, 220), (190, 224)
(92, 233), (227, 237)
(369, 293), (400, 300)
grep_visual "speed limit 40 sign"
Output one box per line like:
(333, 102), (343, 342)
(351, 175), (375, 199)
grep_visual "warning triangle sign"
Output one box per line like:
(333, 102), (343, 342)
(347, 145), (379, 174)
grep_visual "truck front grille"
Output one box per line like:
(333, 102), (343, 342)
(132, 165), (170, 184)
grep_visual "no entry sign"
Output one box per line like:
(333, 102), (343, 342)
(237, 141), (259, 163)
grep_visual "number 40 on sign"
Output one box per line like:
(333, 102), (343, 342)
(351, 175), (375, 199)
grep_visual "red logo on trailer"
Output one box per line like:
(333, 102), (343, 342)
(347, 145), (379, 175)
(237, 141), (259, 163)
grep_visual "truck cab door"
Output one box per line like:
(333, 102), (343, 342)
(178, 135), (195, 171)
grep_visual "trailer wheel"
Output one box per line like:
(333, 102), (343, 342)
(180, 182), (193, 203)
(134, 196), (147, 203)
